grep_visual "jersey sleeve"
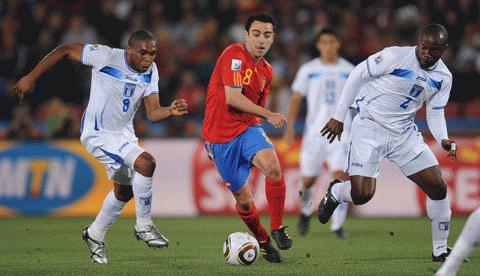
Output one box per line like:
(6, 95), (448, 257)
(426, 73), (452, 144)
(220, 47), (247, 88)
(81, 44), (112, 69)
(291, 64), (308, 96)
(144, 64), (159, 98)
(365, 47), (395, 77)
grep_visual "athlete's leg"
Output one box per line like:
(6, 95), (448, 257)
(232, 183), (282, 263)
(330, 175), (376, 204)
(251, 148), (285, 231)
(436, 208), (480, 276)
(251, 147), (292, 250)
(408, 164), (451, 258)
(232, 183), (269, 243)
(88, 183), (132, 242)
(133, 151), (156, 229)
(300, 176), (317, 217)
(131, 151), (169, 248)
(330, 170), (349, 236)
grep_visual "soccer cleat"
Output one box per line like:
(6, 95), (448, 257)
(82, 226), (107, 264)
(318, 179), (342, 224)
(332, 227), (349, 239)
(297, 213), (311, 236)
(271, 226), (293, 250)
(134, 224), (169, 248)
(259, 238), (282, 263)
(432, 247), (470, 262)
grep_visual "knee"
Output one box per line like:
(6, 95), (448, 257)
(114, 186), (133, 202)
(428, 182), (447, 200)
(265, 164), (282, 181)
(351, 192), (374, 205)
(233, 191), (253, 211)
(135, 152), (156, 177)
(351, 185), (375, 205)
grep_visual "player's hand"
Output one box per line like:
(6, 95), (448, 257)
(267, 112), (287, 128)
(321, 118), (344, 143)
(441, 139), (457, 161)
(14, 74), (36, 101)
(170, 99), (188, 116)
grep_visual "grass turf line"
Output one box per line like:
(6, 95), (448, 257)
(0, 216), (478, 275)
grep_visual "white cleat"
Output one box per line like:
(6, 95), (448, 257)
(82, 226), (108, 264)
(134, 224), (169, 248)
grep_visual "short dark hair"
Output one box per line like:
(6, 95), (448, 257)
(314, 28), (339, 43)
(128, 30), (156, 47)
(244, 13), (276, 33)
(421, 23), (448, 45)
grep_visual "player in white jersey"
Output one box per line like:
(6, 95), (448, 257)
(14, 30), (188, 264)
(435, 207), (479, 275)
(283, 28), (354, 238)
(318, 24), (458, 262)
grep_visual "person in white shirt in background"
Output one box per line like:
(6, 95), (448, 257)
(284, 28), (354, 238)
(318, 24), (458, 262)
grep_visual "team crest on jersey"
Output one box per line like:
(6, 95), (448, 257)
(374, 55), (383, 64)
(231, 59), (242, 71)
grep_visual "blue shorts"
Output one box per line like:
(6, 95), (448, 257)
(204, 125), (274, 192)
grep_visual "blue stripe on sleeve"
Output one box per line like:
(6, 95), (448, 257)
(432, 106), (445, 110)
(427, 78), (442, 90)
(390, 68), (415, 79)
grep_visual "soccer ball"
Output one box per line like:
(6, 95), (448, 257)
(223, 232), (259, 266)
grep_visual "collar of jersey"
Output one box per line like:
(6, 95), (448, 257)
(242, 43), (265, 65)
(99, 65), (152, 84)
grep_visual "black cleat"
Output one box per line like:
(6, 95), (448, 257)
(318, 179), (342, 224)
(298, 213), (311, 236)
(271, 226), (293, 250)
(259, 238), (282, 263)
(432, 247), (470, 262)
(332, 227), (349, 239)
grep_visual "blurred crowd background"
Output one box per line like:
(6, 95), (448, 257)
(0, 0), (479, 140)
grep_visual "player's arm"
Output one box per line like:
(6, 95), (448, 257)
(283, 92), (303, 144)
(225, 86), (286, 128)
(143, 94), (188, 122)
(14, 43), (84, 100)
(426, 77), (456, 159)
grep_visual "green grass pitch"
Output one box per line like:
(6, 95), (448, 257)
(0, 216), (478, 275)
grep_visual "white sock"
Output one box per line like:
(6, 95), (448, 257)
(427, 196), (451, 257)
(436, 209), (480, 276)
(300, 184), (315, 216)
(331, 180), (353, 203)
(133, 173), (154, 229)
(330, 202), (348, 231)
(88, 190), (126, 241)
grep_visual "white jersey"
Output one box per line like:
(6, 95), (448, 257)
(291, 57), (354, 135)
(352, 46), (452, 134)
(79, 44), (159, 139)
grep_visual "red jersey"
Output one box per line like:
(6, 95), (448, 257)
(202, 43), (273, 143)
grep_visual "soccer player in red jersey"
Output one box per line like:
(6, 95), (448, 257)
(202, 13), (291, 263)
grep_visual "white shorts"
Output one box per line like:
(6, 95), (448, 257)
(81, 132), (144, 185)
(347, 116), (438, 178)
(300, 133), (349, 177)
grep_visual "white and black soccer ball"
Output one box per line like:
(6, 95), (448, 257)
(223, 232), (259, 266)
